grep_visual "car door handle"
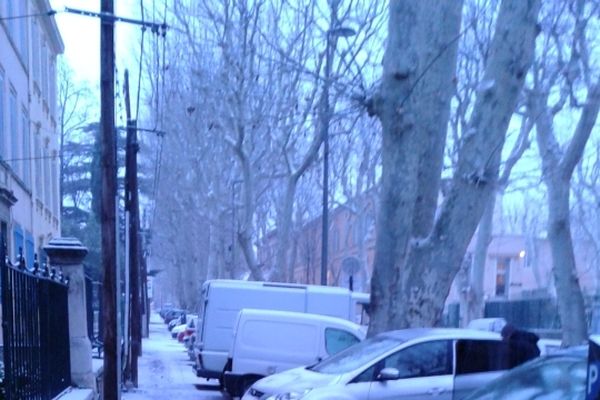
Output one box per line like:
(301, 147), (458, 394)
(427, 387), (445, 395)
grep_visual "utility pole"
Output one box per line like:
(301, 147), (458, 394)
(319, 31), (333, 286)
(100, 0), (118, 398)
(140, 241), (149, 338)
(319, 2), (354, 286)
(123, 70), (141, 386)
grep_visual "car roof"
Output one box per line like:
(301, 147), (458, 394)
(377, 328), (501, 341)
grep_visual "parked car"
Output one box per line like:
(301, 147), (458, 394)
(463, 346), (587, 400)
(171, 323), (187, 339)
(168, 313), (188, 331)
(223, 309), (365, 397)
(243, 328), (533, 400)
(164, 309), (185, 325)
(178, 316), (198, 342)
(537, 338), (562, 355)
(158, 303), (175, 319)
(185, 333), (196, 361)
(467, 318), (507, 333)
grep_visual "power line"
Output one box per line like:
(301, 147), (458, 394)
(0, 10), (57, 21)
(135, 0), (146, 122)
(64, 7), (167, 33)
(148, 0), (168, 238)
(1, 154), (62, 163)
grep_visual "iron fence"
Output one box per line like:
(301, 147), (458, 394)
(85, 275), (103, 356)
(484, 298), (561, 330)
(1, 246), (71, 400)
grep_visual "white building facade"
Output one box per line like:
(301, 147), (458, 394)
(0, 0), (63, 263)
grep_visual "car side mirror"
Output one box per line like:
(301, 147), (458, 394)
(377, 367), (400, 381)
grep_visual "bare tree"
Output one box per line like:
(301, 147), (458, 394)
(573, 140), (600, 318)
(57, 60), (95, 214)
(366, 0), (540, 334)
(269, 0), (385, 282)
(160, 0), (384, 285)
(524, 0), (600, 345)
(463, 116), (533, 323)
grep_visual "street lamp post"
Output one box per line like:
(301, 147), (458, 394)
(320, 26), (355, 286)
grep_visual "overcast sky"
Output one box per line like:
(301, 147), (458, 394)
(50, 0), (146, 111)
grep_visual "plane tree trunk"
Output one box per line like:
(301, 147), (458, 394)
(368, 0), (540, 334)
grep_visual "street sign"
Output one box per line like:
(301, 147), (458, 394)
(587, 335), (600, 400)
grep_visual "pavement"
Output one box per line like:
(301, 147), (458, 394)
(121, 313), (229, 400)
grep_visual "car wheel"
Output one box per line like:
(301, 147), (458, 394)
(240, 376), (258, 397)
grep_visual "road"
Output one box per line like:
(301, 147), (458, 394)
(122, 314), (231, 400)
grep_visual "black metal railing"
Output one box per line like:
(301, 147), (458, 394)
(1, 246), (71, 400)
(85, 275), (103, 356)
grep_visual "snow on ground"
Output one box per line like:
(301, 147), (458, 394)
(122, 313), (229, 400)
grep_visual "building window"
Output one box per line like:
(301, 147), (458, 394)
(495, 257), (511, 297)
(9, 88), (18, 172)
(32, 21), (40, 84)
(25, 231), (34, 268)
(22, 110), (30, 187)
(345, 223), (353, 247)
(52, 153), (58, 215)
(34, 129), (42, 197)
(6, 2), (16, 41)
(44, 146), (51, 207)
(13, 224), (23, 261)
(0, 70), (4, 159)
(19, 1), (28, 67)
(332, 228), (340, 252)
(353, 220), (362, 247)
(49, 58), (56, 115)
(41, 42), (48, 101)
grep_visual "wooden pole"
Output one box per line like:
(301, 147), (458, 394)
(123, 70), (141, 386)
(100, 0), (118, 397)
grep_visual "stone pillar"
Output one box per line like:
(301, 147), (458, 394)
(44, 237), (95, 390)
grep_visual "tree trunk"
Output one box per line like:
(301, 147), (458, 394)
(547, 181), (588, 345)
(273, 179), (297, 282)
(368, 0), (464, 334)
(369, 0), (540, 334)
(235, 149), (264, 281)
(465, 194), (496, 323)
(532, 80), (600, 345)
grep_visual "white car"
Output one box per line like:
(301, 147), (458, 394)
(466, 318), (507, 333)
(171, 323), (187, 338)
(243, 328), (535, 400)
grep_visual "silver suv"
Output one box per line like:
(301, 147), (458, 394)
(243, 328), (525, 400)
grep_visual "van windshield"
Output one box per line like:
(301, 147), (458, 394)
(198, 285), (209, 341)
(308, 336), (403, 374)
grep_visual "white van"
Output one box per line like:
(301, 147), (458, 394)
(223, 309), (365, 397)
(194, 279), (369, 382)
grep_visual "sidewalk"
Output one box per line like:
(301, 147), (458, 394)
(121, 313), (224, 400)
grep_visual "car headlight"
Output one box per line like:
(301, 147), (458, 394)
(264, 389), (312, 400)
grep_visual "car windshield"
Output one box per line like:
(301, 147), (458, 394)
(464, 354), (587, 400)
(308, 335), (403, 375)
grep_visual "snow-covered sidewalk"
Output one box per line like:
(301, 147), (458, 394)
(122, 313), (226, 400)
